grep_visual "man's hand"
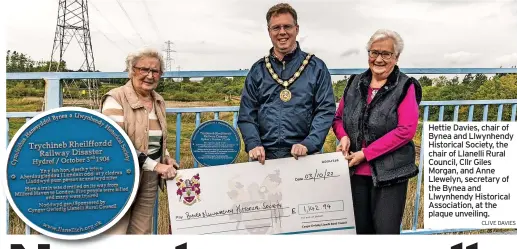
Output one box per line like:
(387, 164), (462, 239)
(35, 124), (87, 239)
(291, 144), (308, 160)
(345, 150), (366, 167)
(249, 146), (265, 165)
(154, 163), (177, 179)
(336, 136), (351, 156)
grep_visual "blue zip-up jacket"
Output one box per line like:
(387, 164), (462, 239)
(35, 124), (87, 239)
(237, 43), (336, 155)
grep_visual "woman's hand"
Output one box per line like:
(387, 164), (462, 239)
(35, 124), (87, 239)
(336, 136), (351, 156)
(165, 156), (179, 170)
(154, 163), (177, 179)
(345, 150), (366, 167)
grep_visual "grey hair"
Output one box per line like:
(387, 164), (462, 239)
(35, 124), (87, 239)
(366, 29), (404, 57)
(125, 48), (165, 78)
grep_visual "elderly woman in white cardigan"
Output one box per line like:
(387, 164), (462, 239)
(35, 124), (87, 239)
(101, 48), (178, 234)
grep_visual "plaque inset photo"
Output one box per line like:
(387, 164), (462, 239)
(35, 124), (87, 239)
(3, 107), (140, 240)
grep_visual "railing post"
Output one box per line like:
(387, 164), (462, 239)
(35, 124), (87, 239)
(176, 113), (182, 163)
(453, 105), (459, 121)
(24, 118), (32, 235)
(44, 78), (63, 110)
(153, 194), (159, 235)
(468, 105), (475, 121)
(6, 119), (9, 235)
(413, 105), (429, 231)
(483, 105), (489, 121)
(232, 112), (238, 129)
(497, 105), (504, 121)
(194, 113), (201, 168)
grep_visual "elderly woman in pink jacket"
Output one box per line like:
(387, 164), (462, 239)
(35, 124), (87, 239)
(332, 29), (422, 234)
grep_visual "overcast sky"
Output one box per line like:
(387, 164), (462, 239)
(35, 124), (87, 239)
(5, 0), (517, 74)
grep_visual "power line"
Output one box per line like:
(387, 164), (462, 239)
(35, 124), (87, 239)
(115, 0), (146, 45)
(142, 0), (162, 41)
(92, 29), (126, 55)
(90, 1), (137, 49)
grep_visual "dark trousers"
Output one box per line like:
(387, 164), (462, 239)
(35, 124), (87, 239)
(350, 174), (408, 234)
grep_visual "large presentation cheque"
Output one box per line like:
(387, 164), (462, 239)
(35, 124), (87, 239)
(166, 152), (356, 235)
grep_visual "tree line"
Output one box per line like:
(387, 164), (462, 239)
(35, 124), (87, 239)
(6, 50), (517, 117)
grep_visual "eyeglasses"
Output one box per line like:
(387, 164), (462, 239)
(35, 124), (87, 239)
(268, 24), (296, 33)
(133, 66), (161, 77)
(368, 50), (394, 60)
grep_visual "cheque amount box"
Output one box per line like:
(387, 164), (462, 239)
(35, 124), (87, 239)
(298, 200), (344, 215)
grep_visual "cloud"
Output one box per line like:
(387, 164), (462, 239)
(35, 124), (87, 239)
(443, 51), (479, 65)
(496, 53), (517, 67)
(340, 49), (360, 58)
(5, 0), (517, 71)
(508, 1), (517, 22)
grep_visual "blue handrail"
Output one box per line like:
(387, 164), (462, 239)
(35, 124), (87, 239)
(6, 68), (517, 80)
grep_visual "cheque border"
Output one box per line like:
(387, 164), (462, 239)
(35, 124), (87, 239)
(277, 226), (356, 235)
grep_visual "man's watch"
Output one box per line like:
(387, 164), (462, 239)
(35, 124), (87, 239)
(137, 152), (147, 168)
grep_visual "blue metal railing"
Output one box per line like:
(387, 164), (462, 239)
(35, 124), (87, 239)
(5, 68), (517, 235)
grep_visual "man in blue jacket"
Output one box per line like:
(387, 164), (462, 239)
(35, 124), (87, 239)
(237, 3), (336, 164)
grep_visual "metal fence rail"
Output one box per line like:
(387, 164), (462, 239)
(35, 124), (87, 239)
(5, 68), (517, 235)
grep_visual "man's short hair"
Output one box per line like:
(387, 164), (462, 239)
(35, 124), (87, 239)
(266, 3), (298, 26)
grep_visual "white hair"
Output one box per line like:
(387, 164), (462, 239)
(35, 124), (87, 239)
(366, 29), (404, 57)
(125, 47), (165, 78)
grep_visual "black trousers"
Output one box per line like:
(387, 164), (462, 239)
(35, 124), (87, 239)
(350, 174), (408, 234)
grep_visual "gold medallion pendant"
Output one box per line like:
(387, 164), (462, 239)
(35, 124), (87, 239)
(264, 53), (313, 102)
(280, 89), (292, 102)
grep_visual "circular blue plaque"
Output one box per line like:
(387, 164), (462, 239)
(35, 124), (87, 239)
(3, 107), (139, 240)
(190, 120), (241, 166)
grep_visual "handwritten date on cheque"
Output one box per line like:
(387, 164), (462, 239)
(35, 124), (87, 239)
(294, 159), (341, 182)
